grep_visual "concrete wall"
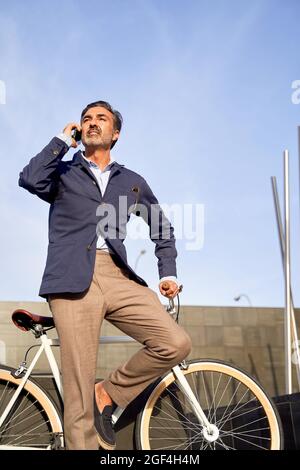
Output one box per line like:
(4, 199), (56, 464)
(1, 301), (299, 397)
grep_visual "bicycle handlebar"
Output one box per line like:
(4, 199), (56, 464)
(161, 283), (183, 314)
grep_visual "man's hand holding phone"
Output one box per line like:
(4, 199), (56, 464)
(62, 123), (82, 148)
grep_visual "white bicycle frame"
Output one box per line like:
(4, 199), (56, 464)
(0, 300), (216, 450)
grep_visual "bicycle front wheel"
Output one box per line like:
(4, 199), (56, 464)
(0, 366), (63, 449)
(135, 359), (283, 450)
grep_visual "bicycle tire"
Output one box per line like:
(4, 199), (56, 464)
(135, 359), (283, 450)
(0, 365), (64, 449)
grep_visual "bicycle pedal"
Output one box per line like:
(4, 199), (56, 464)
(50, 433), (65, 450)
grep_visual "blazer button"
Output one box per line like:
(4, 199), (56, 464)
(92, 181), (96, 185)
(87, 245), (91, 251)
(53, 150), (59, 156)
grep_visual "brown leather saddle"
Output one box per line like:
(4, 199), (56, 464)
(12, 309), (54, 331)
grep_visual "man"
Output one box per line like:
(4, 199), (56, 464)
(19, 100), (191, 450)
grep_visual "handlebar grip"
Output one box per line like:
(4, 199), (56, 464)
(161, 282), (170, 291)
(161, 282), (183, 293)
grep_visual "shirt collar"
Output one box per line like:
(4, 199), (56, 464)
(81, 150), (115, 171)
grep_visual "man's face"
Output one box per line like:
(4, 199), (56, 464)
(81, 106), (120, 150)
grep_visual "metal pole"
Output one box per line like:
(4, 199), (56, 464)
(298, 126), (300, 215)
(271, 177), (300, 389)
(283, 150), (292, 394)
(134, 249), (146, 271)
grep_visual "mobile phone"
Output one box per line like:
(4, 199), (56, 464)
(72, 129), (82, 142)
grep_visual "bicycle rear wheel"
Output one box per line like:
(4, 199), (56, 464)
(135, 359), (283, 450)
(0, 366), (63, 449)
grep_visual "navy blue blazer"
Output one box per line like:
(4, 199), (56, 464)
(19, 137), (177, 299)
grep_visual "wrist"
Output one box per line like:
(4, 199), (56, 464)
(159, 276), (179, 287)
(56, 132), (73, 147)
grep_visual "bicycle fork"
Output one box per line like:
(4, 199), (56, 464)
(173, 364), (219, 443)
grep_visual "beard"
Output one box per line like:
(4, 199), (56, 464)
(83, 132), (112, 150)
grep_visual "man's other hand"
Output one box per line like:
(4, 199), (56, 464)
(159, 280), (179, 299)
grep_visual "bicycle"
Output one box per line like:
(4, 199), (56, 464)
(0, 292), (283, 450)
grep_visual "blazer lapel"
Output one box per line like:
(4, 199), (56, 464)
(102, 162), (125, 201)
(72, 151), (102, 201)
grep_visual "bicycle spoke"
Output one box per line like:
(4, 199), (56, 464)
(151, 402), (198, 429)
(149, 431), (203, 450)
(218, 402), (266, 431)
(219, 430), (271, 450)
(216, 437), (236, 450)
(221, 414), (270, 434)
(3, 408), (48, 435)
(210, 374), (235, 424)
(200, 371), (211, 420)
(0, 381), (12, 405)
(217, 379), (243, 425)
(217, 393), (257, 431)
(221, 429), (271, 441)
(225, 425), (271, 435)
(5, 432), (50, 447)
(153, 386), (201, 427)
(208, 372), (223, 423)
(6, 418), (51, 445)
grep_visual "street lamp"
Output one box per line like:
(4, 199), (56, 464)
(234, 293), (253, 307)
(134, 249), (146, 271)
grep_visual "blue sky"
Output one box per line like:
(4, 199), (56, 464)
(1, 0), (300, 307)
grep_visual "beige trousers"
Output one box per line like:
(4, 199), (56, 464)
(48, 251), (192, 450)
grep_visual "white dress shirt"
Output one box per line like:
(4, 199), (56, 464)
(81, 153), (114, 252)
